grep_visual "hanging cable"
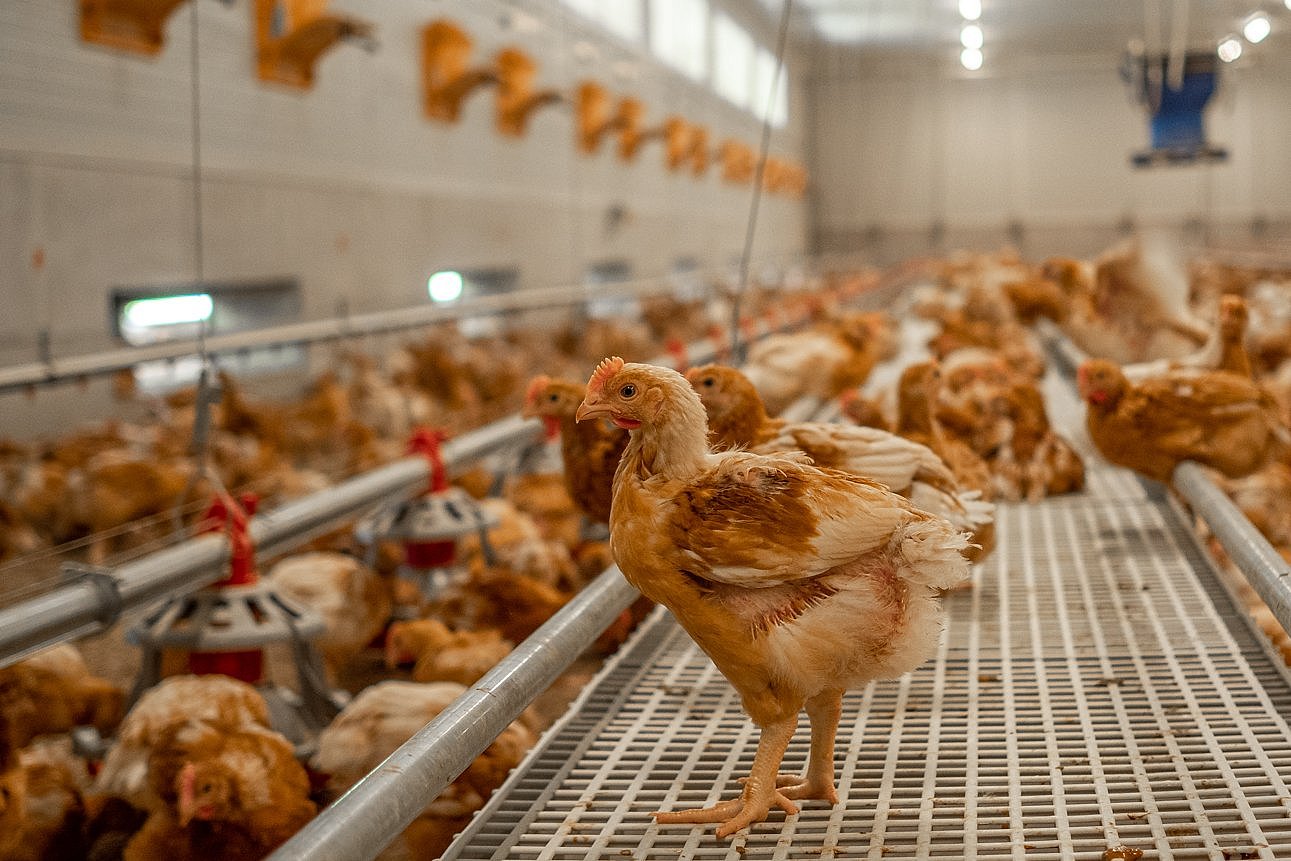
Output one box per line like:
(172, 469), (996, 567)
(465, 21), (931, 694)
(729, 0), (794, 364)
(174, 0), (217, 535)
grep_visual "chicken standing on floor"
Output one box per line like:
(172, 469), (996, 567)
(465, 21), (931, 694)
(1079, 359), (1290, 483)
(577, 358), (971, 838)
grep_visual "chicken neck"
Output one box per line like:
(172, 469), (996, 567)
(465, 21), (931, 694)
(621, 392), (711, 481)
(709, 400), (780, 450)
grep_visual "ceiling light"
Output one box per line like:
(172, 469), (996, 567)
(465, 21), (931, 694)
(1243, 12), (1271, 43)
(1218, 36), (1243, 62)
(961, 47), (983, 70)
(959, 0), (982, 22)
(960, 23), (983, 50)
(428, 270), (464, 303)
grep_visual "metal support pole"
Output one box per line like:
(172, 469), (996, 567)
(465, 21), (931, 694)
(1172, 460), (1291, 629)
(268, 566), (640, 861)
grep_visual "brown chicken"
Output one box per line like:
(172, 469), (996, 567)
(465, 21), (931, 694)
(577, 358), (969, 837)
(1003, 275), (1070, 324)
(428, 565), (570, 645)
(385, 618), (513, 686)
(1124, 294), (1254, 382)
(987, 382), (1086, 501)
(740, 314), (881, 415)
(0, 644), (123, 747)
(522, 376), (628, 524)
(837, 390), (891, 431)
(0, 716), (26, 859)
(507, 473), (581, 550)
(895, 363), (994, 498)
(7, 739), (90, 861)
(267, 551), (392, 683)
(122, 719), (315, 861)
(687, 364), (993, 554)
(1079, 359), (1290, 483)
(312, 680), (534, 861)
(92, 675), (271, 811)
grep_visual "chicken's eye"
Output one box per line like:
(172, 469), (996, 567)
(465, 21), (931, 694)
(702, 378), (715, 387)
(201, 783), (213, 793)
(548, 394), (559, 403)
(620, 384), (637, 398)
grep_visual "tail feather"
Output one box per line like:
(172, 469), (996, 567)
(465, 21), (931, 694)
(893, 517), (972, 590)
(909, 483), (995, 533)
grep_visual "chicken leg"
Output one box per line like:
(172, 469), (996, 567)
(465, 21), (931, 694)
(772, 688), (842, 803)
(654, 716), (800, 839)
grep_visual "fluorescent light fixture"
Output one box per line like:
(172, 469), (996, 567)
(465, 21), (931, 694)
(960, 23), (983, 50)
(1243, 12), (1271, 43)
(122, 294), (213, 328)
(960, 46), (983, 70)
(427, 270), (464, 303)
(959, 0), (981, 21)
(1218, 35), (1243, 61)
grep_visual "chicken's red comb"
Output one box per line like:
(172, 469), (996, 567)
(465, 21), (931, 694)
(587, 357), (624, 398)
(524, 375), (551, 409)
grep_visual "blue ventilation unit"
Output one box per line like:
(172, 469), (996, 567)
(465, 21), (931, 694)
(1122, 52), (1228, 167)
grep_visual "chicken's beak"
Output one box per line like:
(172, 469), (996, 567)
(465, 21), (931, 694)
(575, 399), (611, 423)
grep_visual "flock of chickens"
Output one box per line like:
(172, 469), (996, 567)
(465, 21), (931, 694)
(0, 240), (1287, 856)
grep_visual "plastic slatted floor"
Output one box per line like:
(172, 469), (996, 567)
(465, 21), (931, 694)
(444, 396), (1291, 861)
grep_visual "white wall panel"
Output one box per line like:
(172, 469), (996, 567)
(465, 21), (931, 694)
(0, 0), (809, 381)
(810, 54), (1291, 260)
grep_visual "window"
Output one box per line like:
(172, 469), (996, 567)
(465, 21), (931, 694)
(753, 47), (789, 127)
(650, 0), (708, 80)
(113, 278), (303, 392)
(560, 0), (644, 44)
(584, 260), (639, 319)
(712, 14), (753, 108)
(428, 268), (518, 336)
(670, 257), (706, 301)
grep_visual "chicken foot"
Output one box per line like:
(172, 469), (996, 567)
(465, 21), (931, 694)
(654, 716), (799, 839)
(769, 688), (842, 804)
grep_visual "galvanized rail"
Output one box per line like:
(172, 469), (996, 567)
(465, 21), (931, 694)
(0, 264), (788, 394)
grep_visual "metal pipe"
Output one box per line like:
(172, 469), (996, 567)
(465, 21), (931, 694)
(0, 418), (542, 669)
(1172, 461), (1291, 627)
(0, 261), (804, 394)
(267, 565), (640, 861)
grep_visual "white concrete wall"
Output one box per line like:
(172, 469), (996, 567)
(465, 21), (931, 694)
(0, 0), (809, 438)
(0, 0), (809, 368)
(808, 52), (1291, 263)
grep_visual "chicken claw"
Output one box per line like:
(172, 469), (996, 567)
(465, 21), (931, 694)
(771, 773), (839, 804)
(653, 785), (800, 839)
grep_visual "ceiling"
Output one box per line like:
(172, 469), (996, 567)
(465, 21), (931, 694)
(763, 0), (1290, 60)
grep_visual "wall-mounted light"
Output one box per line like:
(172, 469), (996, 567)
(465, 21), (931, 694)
(959, 0), (982, 22)
(428, 270), (464, 302)
(1243, 12), (1271, 43)
(1217, 35), (1243, 62)
(960, 24), (983, 50)
(961, 47), (983, 70)
(122, 294), (214, 328)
